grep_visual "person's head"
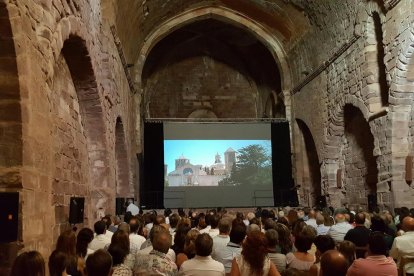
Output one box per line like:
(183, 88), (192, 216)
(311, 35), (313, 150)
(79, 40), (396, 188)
(320, 250), (348, 276)
(164, 208), (172, 217)
(229, 223), (247, 244)
(294, 225), (316, 253)
(76, 227), (94, 258)
(218, 218), (231, 235)
(247, 224), (261, 235)
(197, 216), (207, 230)
(94, 220), (107, 235)
(152, 230), (172, 254)
(110, 230), (130, 253)
(155, 214), (166, 225)
(265, 229), (279, 249)
(86, 249), (112, 276)
(316, 213), (325, 226)
(370, 215), (387, 233)
(48, 250), (69, 276)
(292, 220), (307, 238)
(308, 210), (316, 219)
(287, 210), (298, 225)
(368, 231), (387, 256)
(178, 208), (186, 217)
(56, 230), (76, 256)
(149, 224), (167, 243)
(124, 211), (132, 223)
(174, 224), (191, 252)
(210, 214), (220, 229)
(10, 251), (45, 276)
(355, 212), (366, 225)
(274, 223), (293, 254)
(338, 240), (356, 264)
(118, 222), (130, 234)
(335, 213), (346, 223)
(102, 215), (112, 229)
(195, 233), (213, 256)
(241, 230), (268, 275)
(169, 213), (180, 229)
(129, 217), (142, 234)
(314, 235), (336, 256)
(402, 216), (414, 232)
(264, 218), (277, 230)
(108, 243), (129, 266)
(184, 229), (200, 256)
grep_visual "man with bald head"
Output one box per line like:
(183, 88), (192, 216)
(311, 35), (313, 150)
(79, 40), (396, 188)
(390, 216), (414, 274)
(327, 213), (353, 243)
(320, 250), (348, 276)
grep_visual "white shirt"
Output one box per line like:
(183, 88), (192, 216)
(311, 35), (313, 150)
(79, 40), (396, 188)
(208, 228), (220, 238)
(138, 245), (177, 262)
(316, 224), (331, 236)
(305, 218), (318, 230)
(104, 230), (113, 240)
(129, 233), (146, 250)
(126, 203), (139, 216)
(179, 255), (225, 276)
(88, 234), (111, 251)
(390, 231), (414, 273)
(213, 242), (242, 273)
(212, 235), (230, 260)
(199, 225), (211, 234)
(327, 222), (352, 242)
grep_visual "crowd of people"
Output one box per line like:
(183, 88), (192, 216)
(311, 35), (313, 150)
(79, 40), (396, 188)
(8, 205), (414, 276)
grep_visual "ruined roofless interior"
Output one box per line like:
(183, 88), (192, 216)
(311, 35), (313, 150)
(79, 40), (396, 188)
(1, 0), (414, 266)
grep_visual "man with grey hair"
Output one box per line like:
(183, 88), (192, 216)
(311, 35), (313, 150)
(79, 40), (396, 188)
(134, 230), (178, 276)
(266, 229), (286, 273)
(138, 225), (176, 262)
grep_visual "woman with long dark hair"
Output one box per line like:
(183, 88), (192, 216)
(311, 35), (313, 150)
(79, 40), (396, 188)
(56, 230), (84, 276)
(10, 251), (45, 276)
(76, 228), (94, 259)
(230, 231), (280, 276)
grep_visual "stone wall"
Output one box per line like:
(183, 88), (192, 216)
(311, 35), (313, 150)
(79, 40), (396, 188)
(0, 0), (138, 267)
(291, 0), (414, 209)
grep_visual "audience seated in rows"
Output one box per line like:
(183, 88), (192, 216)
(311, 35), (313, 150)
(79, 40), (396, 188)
(9, 205), (414, 276)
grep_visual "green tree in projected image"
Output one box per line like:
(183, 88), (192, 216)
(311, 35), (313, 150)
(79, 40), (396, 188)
(218, 144), (272, 187)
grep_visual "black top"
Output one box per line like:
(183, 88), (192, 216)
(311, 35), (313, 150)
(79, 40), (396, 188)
(344, 226), (371, 259)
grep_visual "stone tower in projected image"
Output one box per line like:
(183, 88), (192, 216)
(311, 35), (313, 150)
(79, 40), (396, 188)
(225, 148), (236, 173)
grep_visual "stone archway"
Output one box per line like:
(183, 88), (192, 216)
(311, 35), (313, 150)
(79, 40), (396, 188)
(134, 5), (292, 120)
(294, 119), (321, 207)
(0, 2), (23, 271)
(59, 35), (112, 224)
(343, 104), (378, 209)
(0, 1), (22, 188)
(115, 117), (131, 197)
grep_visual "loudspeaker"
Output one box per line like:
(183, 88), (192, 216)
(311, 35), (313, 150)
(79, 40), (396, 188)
(367, 194), (377, 212)
(116, 198), (125, 215)
(69, 197), (84, 224)
(336, 169), (342, 188)
(0, 192), (19, 243)
(406, 156), (413, 184)
(316, 195), (327, 208)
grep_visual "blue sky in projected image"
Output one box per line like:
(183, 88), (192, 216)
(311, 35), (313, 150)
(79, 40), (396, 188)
(164, 140), (271, 173)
